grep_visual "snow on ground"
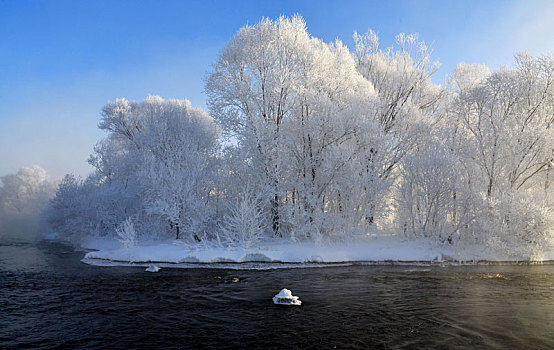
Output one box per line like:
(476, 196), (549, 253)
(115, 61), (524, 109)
(80, 235), (554, 269)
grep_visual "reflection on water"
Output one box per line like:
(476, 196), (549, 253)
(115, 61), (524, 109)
(1, 237), (553, 349)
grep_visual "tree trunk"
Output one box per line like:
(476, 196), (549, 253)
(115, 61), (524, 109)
(271, 192), (280, 237)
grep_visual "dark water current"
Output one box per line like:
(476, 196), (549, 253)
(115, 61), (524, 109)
(1, 236), (553, 349)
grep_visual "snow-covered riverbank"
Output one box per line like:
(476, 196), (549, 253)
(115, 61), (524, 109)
(80, 236), (554, 268)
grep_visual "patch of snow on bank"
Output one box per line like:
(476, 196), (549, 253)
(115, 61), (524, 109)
(81, 235), (554, 268)
(83, 236), (438, 264)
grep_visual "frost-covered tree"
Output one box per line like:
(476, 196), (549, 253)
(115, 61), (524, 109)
(206, 15), (311, 236)
(207, 15), (378, 238)
(0, 166), (56, 215)
(116, 217), (137, 249)
(353, 30), (443, 127)
(219, 186), (267, 248)
(0, 166), (57, 235)
(50, 96), (219, 243)
(96, 96), (219, 241)
(353, 30), (444, 172)
(135, 96), (219, 241)
(441, 54), (554, 254)
(47, 174), (135, 243)
(396, 140), (472, 242)
(450, 54), (554, 197)
(352, 29), (447, 232)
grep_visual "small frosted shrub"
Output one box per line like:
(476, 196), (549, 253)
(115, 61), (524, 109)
(220, 187), (267, 248)
(116, 218), (137, 249)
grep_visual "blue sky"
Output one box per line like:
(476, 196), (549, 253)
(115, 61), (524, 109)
(1, 0), (553, 179)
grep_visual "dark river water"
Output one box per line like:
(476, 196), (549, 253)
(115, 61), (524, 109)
(1, 236), (553, 349)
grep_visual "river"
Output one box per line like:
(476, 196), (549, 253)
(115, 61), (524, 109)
(1, 236), (553, 349)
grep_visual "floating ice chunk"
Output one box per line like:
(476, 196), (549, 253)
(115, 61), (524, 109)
(273, 288), (302, 306)
(145, 264), (160, 272)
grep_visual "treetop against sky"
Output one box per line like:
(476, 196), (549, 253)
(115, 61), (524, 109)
(1, 0), (553, 179)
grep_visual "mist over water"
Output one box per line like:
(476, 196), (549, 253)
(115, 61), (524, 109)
(1, 235), (553, 349)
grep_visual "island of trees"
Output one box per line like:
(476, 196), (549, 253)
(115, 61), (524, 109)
(38, 16), (553, 259)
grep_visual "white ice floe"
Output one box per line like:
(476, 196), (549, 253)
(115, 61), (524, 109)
(145, 264), (160, 272)
(273, 288), (302, 306)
